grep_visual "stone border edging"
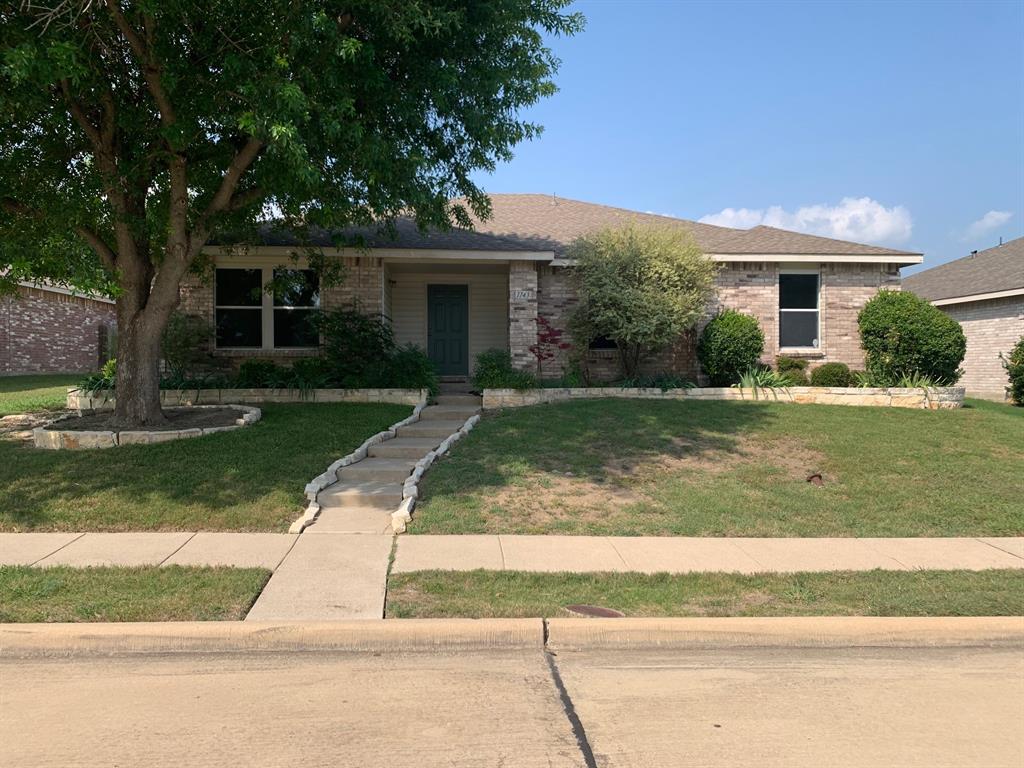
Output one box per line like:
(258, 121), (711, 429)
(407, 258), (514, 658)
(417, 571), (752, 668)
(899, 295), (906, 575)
(391, 411), (482, 534)
(289, 395), (431, 533)
(32, 405), (261, 450)
(2, 617), (1019, 658)
(68, 387), (428, 411)
(483, 385), (966, 410)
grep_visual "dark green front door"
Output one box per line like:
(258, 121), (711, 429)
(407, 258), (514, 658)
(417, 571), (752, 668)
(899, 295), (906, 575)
(427, 284), (469, 376)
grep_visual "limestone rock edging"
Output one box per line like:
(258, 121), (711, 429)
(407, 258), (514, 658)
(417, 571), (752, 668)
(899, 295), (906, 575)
(67, 387), (429, 411)
(482, 386), (965, 410)
(32, 405), (261, 450)
(289, 395), (430, 534)
(391, 412), (481, 534)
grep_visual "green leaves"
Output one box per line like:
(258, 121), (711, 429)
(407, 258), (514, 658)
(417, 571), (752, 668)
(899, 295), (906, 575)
(568, 223), (719, 376)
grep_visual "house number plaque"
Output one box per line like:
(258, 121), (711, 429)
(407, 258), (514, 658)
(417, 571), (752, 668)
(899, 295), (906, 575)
(511, 289), (534, 300)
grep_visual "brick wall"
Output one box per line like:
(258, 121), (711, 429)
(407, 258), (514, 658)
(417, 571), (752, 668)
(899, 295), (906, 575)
(537, 261), (903, 382)
(179, 256), (383, 368)
(940, 295), (1024, 400)
(509, 261), (538, 370)
(0, 286), (116, 374)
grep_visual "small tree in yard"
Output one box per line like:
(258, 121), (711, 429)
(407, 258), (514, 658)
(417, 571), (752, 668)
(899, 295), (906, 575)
(529, 316), (570, 380)
(567, 224), (718, 378)
(0, 1), (582, 426)
(1002, 336), (1024, 406)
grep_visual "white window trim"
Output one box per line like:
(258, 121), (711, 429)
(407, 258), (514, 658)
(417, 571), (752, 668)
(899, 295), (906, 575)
(215, 264), (320, 351)
(779, 268), (821, 351)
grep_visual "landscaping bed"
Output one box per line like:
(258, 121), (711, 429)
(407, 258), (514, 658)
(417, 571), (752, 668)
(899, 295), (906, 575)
(0, 402), (410, 531)
(410, 398), (1024, 537)
(52, 407), (242, 431)
(386, 569), (1024, 618)
(0, 565), (270, 622)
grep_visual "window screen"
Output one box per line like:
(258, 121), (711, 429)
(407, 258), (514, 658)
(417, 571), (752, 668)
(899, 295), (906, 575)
(272, 269), (319, 348)
(215, 269), (262, 348)
(779, 273), (819, 348)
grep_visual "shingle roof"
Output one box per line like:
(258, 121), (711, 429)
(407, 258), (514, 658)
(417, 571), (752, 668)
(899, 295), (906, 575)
(467, 194), (922, 258)
(903, 236), (1024, 302)
(232, 194), (922, 259)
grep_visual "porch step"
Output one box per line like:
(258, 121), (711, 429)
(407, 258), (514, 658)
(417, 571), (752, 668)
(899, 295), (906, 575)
(369, 437), (442, 459)
(434, 394), (482, 406)
(397, 419), (467, 439)
(420, 404), (480, 421)
(318, 479), (404, 510)
(338, 457), (417, 483)
(306, 506), (394, 534)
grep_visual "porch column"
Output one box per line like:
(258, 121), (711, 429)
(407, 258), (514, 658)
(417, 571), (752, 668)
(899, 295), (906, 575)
(508, 261), (538, 370)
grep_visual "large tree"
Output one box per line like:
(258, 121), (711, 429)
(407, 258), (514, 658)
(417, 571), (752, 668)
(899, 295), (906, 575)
(0, 0), (581, 425)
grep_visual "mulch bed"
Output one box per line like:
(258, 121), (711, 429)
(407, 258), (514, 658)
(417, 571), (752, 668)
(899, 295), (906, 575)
(50, 407), (241, 432)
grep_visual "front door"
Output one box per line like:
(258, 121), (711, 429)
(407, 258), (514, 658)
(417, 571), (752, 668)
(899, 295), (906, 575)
(427, 284), (469, 377)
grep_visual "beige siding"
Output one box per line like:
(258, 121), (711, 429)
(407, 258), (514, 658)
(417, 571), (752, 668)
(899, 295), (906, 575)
(389, 269), (509, 362)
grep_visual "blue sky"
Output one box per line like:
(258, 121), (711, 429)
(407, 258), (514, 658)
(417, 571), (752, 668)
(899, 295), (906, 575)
(473, 0), (1023, 273)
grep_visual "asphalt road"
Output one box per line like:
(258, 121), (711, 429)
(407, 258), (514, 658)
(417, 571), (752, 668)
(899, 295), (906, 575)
(2, 642), (1021, 767)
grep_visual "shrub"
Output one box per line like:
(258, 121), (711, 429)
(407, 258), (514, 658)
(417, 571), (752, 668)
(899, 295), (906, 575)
(472, 349), (538, 390)
(1002, 336), (1024, 406)
(776, 355), (808, 374)
(317, 306), (395, 381)
(363, 345), (440, 396)
(287, 357), (333, 390)
(568, 223), (718, 377)
(81, 358), (117, 394)
(697, 310), (765, 386)
(810, 362), (854, 387)
(161, 312), (213, 380)
(858, 290), (966, 384)
(617, 374), (696, 390)
(235, 359), (288, 388)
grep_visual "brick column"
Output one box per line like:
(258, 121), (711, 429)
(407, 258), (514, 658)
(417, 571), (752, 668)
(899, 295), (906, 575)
(508, 261), (538, 370)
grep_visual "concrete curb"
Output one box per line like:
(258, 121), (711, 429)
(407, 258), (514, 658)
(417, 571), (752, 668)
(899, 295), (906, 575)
(545, 616), (1024, 651)
(0, 619), (545, 657)
(2, 617), (1020, 658)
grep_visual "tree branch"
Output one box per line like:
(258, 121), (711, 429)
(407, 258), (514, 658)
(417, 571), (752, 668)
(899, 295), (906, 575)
(2, 197), (117, 272)
(104, 1), (177, 127)
(189, 136), (265, 249)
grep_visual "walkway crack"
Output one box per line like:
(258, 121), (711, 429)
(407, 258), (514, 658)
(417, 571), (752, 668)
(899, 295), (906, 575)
(544, 643), (598, 768)
(30, 532), (87, 566)
(606, 537), (629, 569)
(497, 535), (506, 569)
(158, 532), (197, 566)
(974, 537), (1024, 561)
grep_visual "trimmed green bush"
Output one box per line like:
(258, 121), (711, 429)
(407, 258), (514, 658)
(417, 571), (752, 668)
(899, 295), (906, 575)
(776, 355), (809, 374)
(810, 362), (854, 387)
(236, 359), (287, 387)
(697, 310), (765, 386)
(1002, 336), (1024, 406)
(858, 291), (966, 384)
(472, 349), (537, 390)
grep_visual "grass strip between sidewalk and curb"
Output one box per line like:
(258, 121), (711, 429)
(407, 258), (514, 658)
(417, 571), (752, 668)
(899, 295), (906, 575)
(0, 565), (271, 622)
(386, 569), (1024, 619)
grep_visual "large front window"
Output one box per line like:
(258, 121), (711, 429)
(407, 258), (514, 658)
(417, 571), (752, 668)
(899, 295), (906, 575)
(215, 266), (319, 349)
(779, 271), (819, 349)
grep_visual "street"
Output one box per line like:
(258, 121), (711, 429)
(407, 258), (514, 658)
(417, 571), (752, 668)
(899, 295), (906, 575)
(2, 622), (1022, 767)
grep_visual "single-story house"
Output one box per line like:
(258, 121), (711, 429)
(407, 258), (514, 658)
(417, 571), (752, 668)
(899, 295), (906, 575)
(904, 236), (1024, 400)
(1, 282), (116, 374)
(182, 194), (923, 382)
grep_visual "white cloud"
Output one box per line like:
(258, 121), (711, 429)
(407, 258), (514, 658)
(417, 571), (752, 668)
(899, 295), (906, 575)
(699, 197), (913, 244)
(963, 210), (1013, 241)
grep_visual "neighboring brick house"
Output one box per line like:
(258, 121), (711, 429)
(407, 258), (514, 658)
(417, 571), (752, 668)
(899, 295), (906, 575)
(904, 237), (1024, 400)
(0, 283), (116, 374)
(184, 194), (921, 382)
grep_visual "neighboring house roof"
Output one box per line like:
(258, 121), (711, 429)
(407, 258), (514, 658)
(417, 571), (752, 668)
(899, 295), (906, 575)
(903, 236), (1024, 304)
(16, 280), (115, 304)
(220, 193), (922, 263)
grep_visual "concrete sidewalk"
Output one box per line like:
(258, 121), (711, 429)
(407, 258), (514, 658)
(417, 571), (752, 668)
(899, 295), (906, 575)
(393, 534), (1024, 574)
(0, 532), (297, 569)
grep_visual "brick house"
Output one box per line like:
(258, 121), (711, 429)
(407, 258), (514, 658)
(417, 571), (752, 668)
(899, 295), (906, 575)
(0, 283), (116, 375)
(904, 236), (1024, 400)
(182, 194), (923, 382)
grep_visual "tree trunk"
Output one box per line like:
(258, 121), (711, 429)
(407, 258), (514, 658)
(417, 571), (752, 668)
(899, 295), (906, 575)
(113, 309), (166, 426)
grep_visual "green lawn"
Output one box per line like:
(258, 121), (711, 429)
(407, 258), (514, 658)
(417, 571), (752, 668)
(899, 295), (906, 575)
(0, 402), (409, 531)
(386, 569), (1024, 618)
(0, 374), (82, 416)
(0, 565), (270, 622)
(411, 398), (1024, 537)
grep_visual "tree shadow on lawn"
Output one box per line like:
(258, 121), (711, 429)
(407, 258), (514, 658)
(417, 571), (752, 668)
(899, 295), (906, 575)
(0, 402), (409, 531)
(419, 398), (783, 498)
